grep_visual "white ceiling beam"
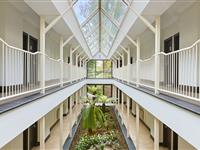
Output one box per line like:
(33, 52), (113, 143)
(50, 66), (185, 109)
(120, 45), (128, 54)
(72, 45), (80, 54)
(129, 6), (155, 33)
(116, 51), (123, 57)
(45, 6), (72, 33)
(126, 35), (137, 47)
(63, 35), (74, 47)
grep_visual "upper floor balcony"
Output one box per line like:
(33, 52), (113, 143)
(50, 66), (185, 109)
(0, 38), (87, 102)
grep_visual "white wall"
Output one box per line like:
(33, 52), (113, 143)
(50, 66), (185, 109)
(178, 136), (197, 150)
(132, 1), (200, 85)
(0, 1), (66, 86)
(0, 133), (23, 150)
(161, 1), (200, 86)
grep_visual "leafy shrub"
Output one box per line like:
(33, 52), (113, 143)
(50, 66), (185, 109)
(75, 131), (119, 150)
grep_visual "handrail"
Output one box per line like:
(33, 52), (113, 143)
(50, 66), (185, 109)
(45, 54), (61, 62)
(139, 54), (155, 62)
(135, 38), (200, 60)
(159, 38), (200, 56)
(0, 38), (41, 55)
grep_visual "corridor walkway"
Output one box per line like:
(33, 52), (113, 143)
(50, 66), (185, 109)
(32, 104), (83, 150)
(116, 105), (169, 150)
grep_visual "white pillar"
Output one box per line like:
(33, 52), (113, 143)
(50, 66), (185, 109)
(136, 103), (140, 149)
(136, 38), (140, 87)
(59, 103), (63, 150)
(118, 88), (120, 106)
(69, 47), (73, 81)
(154, 117), (160, 150)
(40, 16), (46, 94)
(155, 16), (160, 94)
(39, 117), (45, 150)
(69, 96), (73, 137)
(121, 92), (124, 111)
(60, 36), (64, 87)
(127, 96), (130, 137)
(127, 47), (131, 82)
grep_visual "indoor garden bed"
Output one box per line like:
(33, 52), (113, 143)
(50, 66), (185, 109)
(69, 107), (128, 150)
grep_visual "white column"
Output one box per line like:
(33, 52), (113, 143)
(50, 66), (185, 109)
(155, 16), (161, 94)
(136, 38), (140, 87)
(118, 88), (120, 106)
(69, 96), (73, 137)
(121, 92), (124, 113)
(127, 47), (131, 82)
(136, 103), (140, 149)
(154, 117), (160, 150)
(40, 16), (46, 94)
(59, 103), (63, 150)
(127, 96), (130, 137)
(75, 53), (78, 79)
(39, 117), (45, 150)
(122, 54), (124, 80)
(69, 47), (73, 81)
(60, 36), (63, 87)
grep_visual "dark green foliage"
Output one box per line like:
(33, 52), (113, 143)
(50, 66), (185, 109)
(75, 132), (119, 150)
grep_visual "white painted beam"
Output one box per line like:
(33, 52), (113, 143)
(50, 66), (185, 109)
(63, 35), (74, 47)
(45, 6), (72, 33)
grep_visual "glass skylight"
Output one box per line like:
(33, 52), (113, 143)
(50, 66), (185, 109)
(73, 0), (128, 57)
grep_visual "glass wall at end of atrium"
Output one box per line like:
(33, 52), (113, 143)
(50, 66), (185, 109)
(87, 60), (112, 78)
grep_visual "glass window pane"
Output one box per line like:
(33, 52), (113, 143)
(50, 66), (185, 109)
(87, 60), (112, 79)
(96, 61), (103, 78)
(87, 60), (96, 78)
(104, 85), (112, 97)
(73, 0), (98, 24)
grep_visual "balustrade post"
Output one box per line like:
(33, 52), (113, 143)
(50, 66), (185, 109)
(155, 16), (161, 94)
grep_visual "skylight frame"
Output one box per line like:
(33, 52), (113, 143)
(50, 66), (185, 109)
(73, 0), (129, 57)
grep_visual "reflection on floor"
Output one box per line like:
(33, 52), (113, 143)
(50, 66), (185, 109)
(32, 104), (83, 150)
(32, 104), (168, 150)
(116, 105), (169, 150)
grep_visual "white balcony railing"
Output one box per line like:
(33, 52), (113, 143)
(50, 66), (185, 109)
(0, 38), (86, 101)
(45, 55), (61, 88)
(113, 39), (200, 102)
(159, 39), (200, 100)
(139, 55), (155, 88)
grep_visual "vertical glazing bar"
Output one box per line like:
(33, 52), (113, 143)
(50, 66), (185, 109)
(192, 48), (194, 98)
(5, 46), (7, 97)
(195, 45), (198, 98)
(2, 43), (4, 97)
(14, 50), (16, 95)
(8, 48), (11, 96)
(180, 52), (182, 94)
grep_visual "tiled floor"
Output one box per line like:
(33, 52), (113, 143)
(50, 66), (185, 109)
(116, 105), (169, 150)
(32, 104), (83, 150)
(32, 104), (168, 150)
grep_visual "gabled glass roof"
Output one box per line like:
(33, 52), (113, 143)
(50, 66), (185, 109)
(73, 0), (129, 57)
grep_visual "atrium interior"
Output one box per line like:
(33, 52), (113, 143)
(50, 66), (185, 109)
(0, 0), (200, 150)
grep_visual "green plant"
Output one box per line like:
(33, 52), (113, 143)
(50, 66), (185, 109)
(75, 132), (119, 150)
(82, 88), (106, 134)
(97, 95), (117, 113)
(82, 103), (105, 134)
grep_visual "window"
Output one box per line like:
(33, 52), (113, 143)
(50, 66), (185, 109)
(87, 60), (112, 78)
(87, 84), (112, 97)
